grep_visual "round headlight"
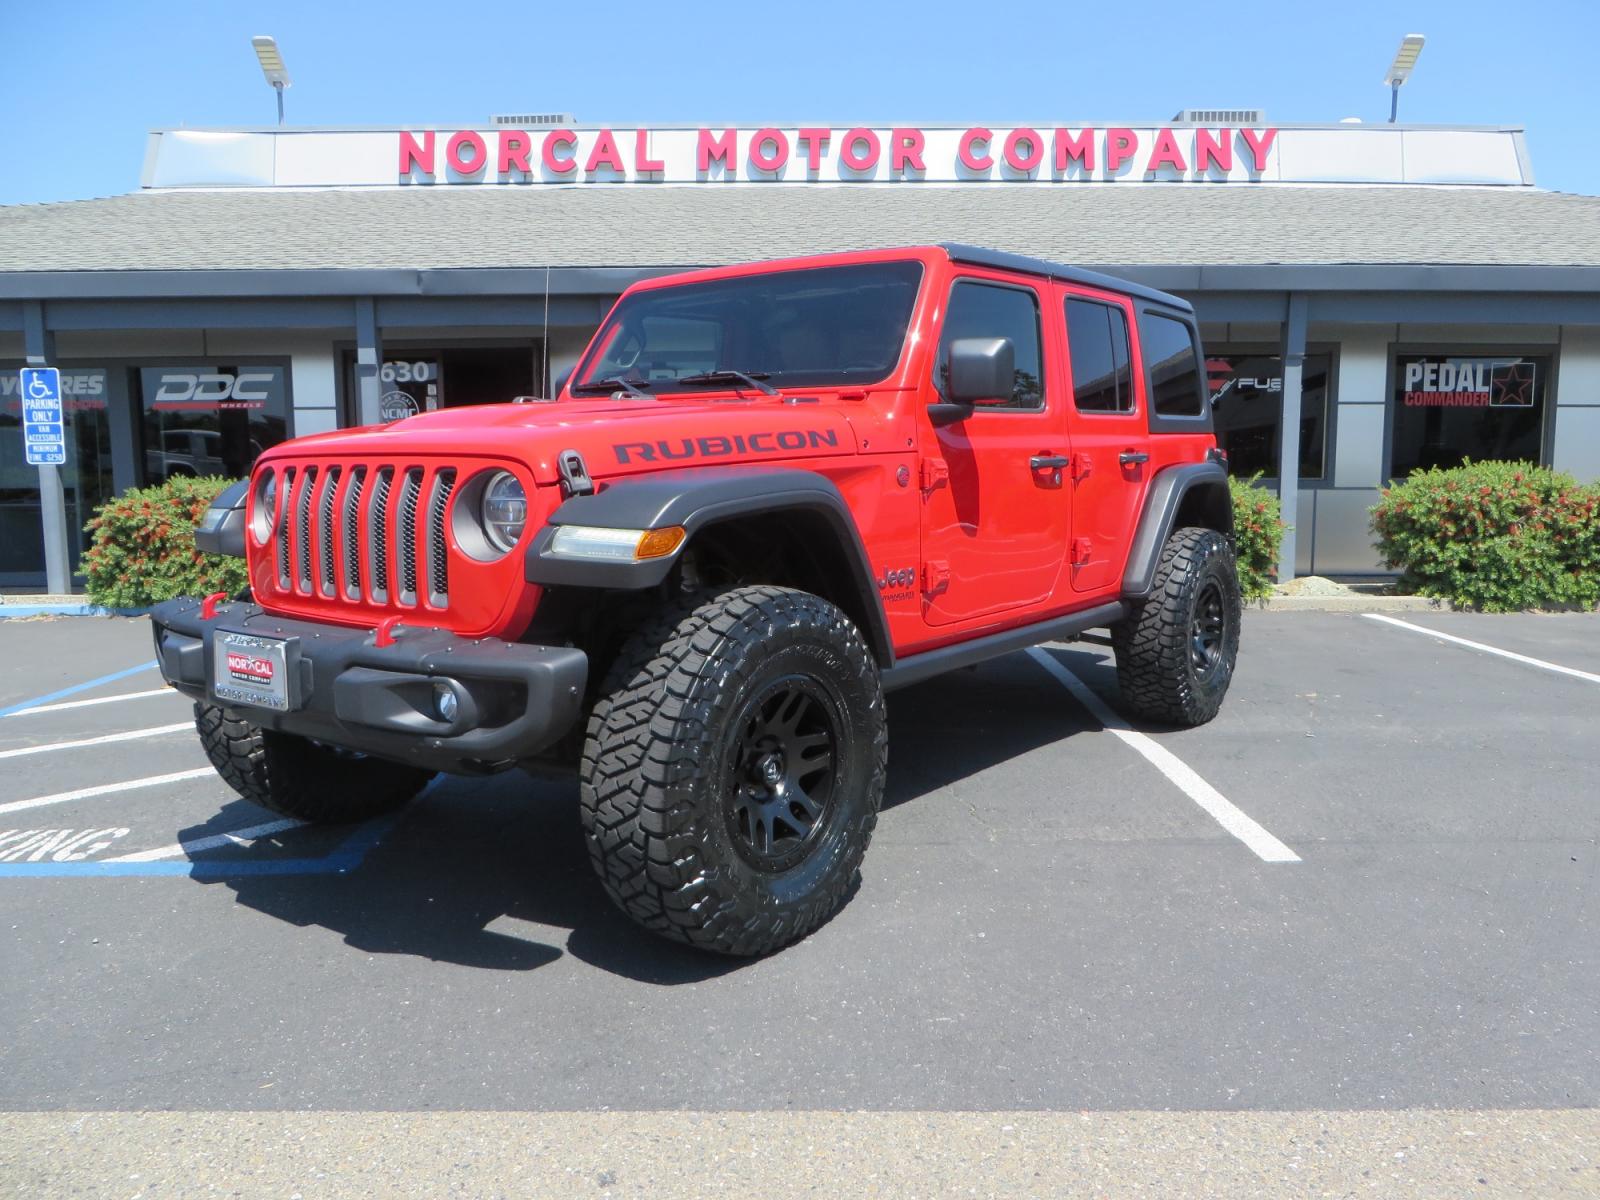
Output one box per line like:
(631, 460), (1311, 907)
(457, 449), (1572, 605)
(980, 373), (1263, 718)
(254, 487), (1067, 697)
(480, 470), (527, 553)
(250, 470), (279, 544)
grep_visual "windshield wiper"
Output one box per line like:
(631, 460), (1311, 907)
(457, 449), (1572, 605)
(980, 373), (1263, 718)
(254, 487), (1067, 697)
(570, 376), (653, 399)
(675, 369), (779, 396)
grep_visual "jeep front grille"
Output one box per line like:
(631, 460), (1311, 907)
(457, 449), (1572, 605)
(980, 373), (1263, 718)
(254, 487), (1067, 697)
(267, 460), (465, 614)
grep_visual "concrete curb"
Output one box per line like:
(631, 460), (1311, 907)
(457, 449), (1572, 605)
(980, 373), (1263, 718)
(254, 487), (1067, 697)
(0, 601), (149, 619)
(1255, 593), (1445, 613)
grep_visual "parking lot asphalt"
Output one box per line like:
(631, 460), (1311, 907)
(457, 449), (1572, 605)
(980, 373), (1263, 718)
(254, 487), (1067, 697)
(1, 608), (1596, 1190)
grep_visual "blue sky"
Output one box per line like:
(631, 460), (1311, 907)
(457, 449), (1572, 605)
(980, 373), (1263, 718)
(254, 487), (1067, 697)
(2, 0), (1598, 204)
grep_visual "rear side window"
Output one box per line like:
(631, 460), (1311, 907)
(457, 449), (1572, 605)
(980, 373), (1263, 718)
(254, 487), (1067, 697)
(935, 281), (1044, 410)
(1064, 298), (1134, 413)
(1142, 313), (1205, 418)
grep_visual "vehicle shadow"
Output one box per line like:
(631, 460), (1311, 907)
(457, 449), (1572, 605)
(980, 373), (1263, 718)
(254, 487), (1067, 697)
(186, 642), (1118, 982)
(195, 775), (752, 984)
(882, 642), (1115, 810)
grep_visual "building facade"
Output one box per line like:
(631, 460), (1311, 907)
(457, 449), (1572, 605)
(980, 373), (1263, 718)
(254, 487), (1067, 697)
(3, 119), (1599, 590)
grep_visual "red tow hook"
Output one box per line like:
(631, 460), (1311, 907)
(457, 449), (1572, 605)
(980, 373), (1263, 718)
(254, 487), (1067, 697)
(373, 615), (406, 648)
(199, 592), (228, 620)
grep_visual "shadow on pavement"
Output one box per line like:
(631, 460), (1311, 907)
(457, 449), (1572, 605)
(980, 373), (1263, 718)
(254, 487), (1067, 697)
(882, 644), (1111, 810)
(184, 642), (1117, 981)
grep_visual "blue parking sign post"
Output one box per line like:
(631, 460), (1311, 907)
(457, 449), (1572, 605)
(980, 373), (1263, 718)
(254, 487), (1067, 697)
(21, 368), (66, 465)
(19, 367), (72, 594)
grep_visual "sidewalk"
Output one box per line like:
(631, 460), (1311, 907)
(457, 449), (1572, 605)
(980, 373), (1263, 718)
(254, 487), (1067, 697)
(1258, 575), (1442, 612)
(0, 594), (146, 618)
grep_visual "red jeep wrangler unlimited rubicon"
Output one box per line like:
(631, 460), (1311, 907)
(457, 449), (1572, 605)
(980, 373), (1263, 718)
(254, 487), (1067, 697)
(153, 245), (1240, 955)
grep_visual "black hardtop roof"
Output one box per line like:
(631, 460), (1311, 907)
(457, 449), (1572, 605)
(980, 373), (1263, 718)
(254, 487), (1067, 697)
(938, 243), (1195, 314)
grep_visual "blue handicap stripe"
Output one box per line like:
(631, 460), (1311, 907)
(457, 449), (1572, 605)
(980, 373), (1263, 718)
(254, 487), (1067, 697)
(0, 660), (160, 719)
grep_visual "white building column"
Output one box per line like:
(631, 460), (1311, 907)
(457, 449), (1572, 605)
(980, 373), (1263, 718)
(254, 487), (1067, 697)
(1330, 330), (1391, 489)
(1552, 327), (1600, 482)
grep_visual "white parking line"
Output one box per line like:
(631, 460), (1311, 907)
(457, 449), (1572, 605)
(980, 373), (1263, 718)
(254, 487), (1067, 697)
(1362, 613), (1600, 684)
(1025, 647), (1301, 864)
(4, 688), (177, 717)
(107, 818), (303, 863)
(0, 723), (193, 761)
(0, 768), (216, 817)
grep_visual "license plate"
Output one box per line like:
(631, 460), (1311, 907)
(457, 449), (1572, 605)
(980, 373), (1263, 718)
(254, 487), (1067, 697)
(212, 631), (292, 711)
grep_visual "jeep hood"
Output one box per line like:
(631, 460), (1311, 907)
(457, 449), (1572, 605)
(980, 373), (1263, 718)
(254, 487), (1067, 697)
(263, 397), (865, 485)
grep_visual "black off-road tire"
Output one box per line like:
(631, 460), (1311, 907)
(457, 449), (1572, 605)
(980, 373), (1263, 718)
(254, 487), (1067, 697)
(1111, 526), (1241, 727)
(194, 702), (434, 822)
(580, 585), (888, 957)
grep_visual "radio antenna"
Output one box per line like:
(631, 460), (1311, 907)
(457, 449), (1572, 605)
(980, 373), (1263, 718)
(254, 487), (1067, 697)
(542, 264), (552, 395)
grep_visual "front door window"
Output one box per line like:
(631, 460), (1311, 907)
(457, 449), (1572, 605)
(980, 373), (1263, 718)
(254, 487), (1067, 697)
(920, 278), (1070, 627)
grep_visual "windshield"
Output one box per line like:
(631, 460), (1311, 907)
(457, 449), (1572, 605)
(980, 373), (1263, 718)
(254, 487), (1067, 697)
(573, 261), (924, 393)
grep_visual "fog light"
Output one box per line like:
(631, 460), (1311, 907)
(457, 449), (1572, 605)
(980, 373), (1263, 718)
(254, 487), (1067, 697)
(434, 683), (459, 722)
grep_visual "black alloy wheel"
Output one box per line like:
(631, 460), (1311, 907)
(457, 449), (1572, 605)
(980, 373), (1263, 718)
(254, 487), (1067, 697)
(725, 677), (842, 873)
(1190, 578), (1229, 685)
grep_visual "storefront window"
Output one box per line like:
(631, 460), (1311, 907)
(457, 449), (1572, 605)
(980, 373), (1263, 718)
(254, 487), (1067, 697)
(1207, 352), (1331, 481)
(1390, 354), (1547, 477)
(137, 364), (289, 485)
(0, 367), (114, 583)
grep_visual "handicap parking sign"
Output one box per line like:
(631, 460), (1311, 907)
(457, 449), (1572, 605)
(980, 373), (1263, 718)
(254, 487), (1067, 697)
(19, 367), (66, 466)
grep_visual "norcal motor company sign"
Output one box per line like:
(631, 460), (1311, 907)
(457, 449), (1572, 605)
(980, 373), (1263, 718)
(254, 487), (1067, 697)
(139, 125), (1534, 189)
(397, 125), (1279, 185)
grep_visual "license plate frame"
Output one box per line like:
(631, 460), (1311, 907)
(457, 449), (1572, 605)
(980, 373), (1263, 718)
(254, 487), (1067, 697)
(210, 629), (300, 712)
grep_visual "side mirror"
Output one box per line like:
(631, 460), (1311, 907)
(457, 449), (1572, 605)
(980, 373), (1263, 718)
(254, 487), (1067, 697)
(947, 337), (1015, 405)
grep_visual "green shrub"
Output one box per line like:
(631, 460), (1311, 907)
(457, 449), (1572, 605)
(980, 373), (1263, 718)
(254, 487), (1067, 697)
(83, 476), (249, 609)
(1370, 460), (1600, 612)
(1229, 473), (1286, 600)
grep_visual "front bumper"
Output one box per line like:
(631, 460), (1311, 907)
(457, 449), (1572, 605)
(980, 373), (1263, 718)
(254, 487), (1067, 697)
(151, 598), (588, 773)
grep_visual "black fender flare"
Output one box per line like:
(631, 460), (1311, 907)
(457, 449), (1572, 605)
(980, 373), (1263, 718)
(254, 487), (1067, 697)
(525, 466), (894, 666)
(194, 478), (249, 558)
(1121, 461), (1233, 600)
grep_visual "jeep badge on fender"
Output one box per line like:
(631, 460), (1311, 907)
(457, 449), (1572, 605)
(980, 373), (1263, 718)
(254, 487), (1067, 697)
(151, 244), (1239, 957)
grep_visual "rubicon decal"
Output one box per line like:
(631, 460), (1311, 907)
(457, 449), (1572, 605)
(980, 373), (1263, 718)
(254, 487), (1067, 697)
(614, 429), (839, 464)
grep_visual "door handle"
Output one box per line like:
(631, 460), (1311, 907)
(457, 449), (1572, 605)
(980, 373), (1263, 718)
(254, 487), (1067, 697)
(1118, 451), (1150, 466)
(1030, 455), (1070, 470)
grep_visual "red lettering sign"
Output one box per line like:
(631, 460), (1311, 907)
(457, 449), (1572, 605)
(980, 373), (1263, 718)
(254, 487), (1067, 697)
(749, 128), (790, 173)
(891, 128), (925, 173)
(1240, 128), (1278, 173)
(497, 131), (532, 174)
(1147, 129), (1187, 173)
(698, 128), (737, 173)
(839, 128), (880, 172)
(959, 127), (994, 172)
(393, 125), (1284, 183)
(585, 129), (626, 174)
(635, 130), (664, 174)
(542, 130), (577, 175)
(1003, 128), (1044, 173)
(445, 131), (487, 175)
(1194, 129), (1231, 173)
(796, 128), (830, 172)
(398, 130), (434, 176)
(1054, 128), (1094, 172)
(1105, 128), (1138, 172)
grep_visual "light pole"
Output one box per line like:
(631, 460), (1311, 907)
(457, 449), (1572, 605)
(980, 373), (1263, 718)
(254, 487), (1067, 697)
(1384, 33), (1425, 123)
(251, 35), (291, 126)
